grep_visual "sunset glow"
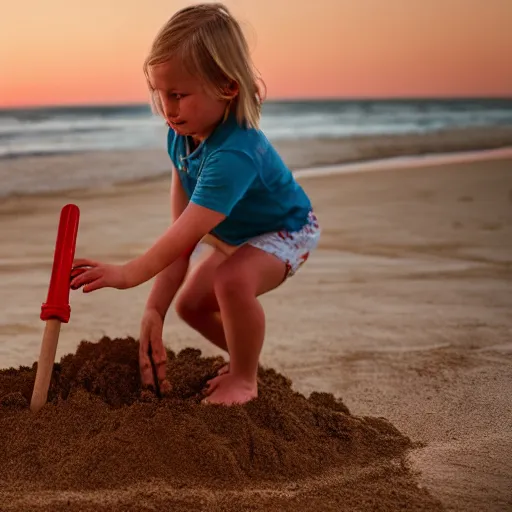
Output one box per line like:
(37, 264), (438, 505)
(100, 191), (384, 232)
(1, 0), (511, 107)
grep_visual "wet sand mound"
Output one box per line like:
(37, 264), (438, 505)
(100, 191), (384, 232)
(0, 337), (443, 511)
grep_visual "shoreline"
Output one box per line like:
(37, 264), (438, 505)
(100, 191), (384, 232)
(1, 125), (512, 201)
(0, 146), (510, 211)
(0, 146), (511, 218)
(295, 145), (512, 178)
(1, 147), (511, 206)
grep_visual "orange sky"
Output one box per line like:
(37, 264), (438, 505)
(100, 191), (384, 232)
(1, 0), (511, 107)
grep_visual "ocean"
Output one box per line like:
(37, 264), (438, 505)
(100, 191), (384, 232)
(0, 99), (511, 198)
(2, 99), (512, 159)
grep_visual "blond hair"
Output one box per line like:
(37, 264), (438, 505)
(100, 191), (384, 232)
(143, 3), (265, 129)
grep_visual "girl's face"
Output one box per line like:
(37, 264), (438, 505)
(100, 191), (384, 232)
(149, 57), (231, 142)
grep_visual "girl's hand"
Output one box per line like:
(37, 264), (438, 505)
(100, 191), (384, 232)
(70, 259), (130, 292)
(139, 308), (171, 394)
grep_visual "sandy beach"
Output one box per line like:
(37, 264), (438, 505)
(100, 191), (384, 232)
(1, 147), (511, 510)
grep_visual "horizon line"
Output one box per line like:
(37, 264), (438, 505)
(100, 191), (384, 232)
(2, 94), (512, 111)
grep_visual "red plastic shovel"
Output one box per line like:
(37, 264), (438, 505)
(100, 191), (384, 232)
(30, 204), (80, 413)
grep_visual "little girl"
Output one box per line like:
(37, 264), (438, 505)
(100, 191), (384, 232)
(71, 2), (321, 405)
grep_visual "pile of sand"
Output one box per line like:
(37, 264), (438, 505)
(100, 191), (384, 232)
(0, 337), (443, 511)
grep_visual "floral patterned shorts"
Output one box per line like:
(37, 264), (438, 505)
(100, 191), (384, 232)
(197, 211), (320, 279)
(247, 211), (321, 278)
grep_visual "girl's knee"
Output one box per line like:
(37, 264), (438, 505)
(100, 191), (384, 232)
(175, 293), (200, 323)
(213, 264), (253, 299)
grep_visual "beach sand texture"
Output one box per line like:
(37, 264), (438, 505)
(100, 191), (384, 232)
(0, 150), (511, 510)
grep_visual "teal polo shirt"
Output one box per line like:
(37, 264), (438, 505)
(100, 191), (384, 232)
(167, 113), (312, 246)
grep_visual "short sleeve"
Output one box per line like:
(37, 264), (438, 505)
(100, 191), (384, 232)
(191, 150), (258, 216)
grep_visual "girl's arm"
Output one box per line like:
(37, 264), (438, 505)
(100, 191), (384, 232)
(125, 200), (225, 288)
(144, 166), (190, 318)
(71, 172), (225, 293)
(170, 165), (190, 223)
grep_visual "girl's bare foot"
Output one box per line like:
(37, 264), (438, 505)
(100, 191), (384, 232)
(206, 363), (230, 388)
(202, 374), (257, 405)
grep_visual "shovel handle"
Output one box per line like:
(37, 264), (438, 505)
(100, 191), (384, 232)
(30, 319), (61, 413)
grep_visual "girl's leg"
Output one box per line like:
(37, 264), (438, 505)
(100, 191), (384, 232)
(174, 246), (228, 351)
(205, 245), (287, 405)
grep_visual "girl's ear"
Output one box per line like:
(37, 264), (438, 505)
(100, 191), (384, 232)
(225, 80), (239, 98)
